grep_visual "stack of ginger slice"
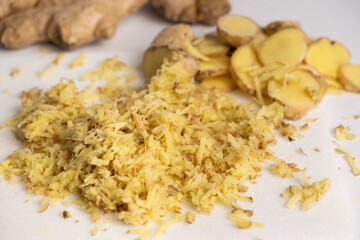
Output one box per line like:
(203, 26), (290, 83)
(143, 15), (360, 120)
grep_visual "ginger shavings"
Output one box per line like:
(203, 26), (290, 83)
(335, 125), (356, 141)
(270, 161), (300, 178)
(70, 53), (87, 69)
(228, 208), (265, 230)
(281, 170), (331, 211)
(10, 68), (20, 79)
(38, 53), (64, 78)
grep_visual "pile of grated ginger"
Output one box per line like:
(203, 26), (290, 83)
(0, 60), (330, 239)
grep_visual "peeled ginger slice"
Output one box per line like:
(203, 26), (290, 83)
(194, 34), (230, 57)
(258, 28), (307, 67)
(200, 74), (236, 93)
(305, 38), (350, 78)
(267, 67), (324, 120)
(197, 55), (230, 81)
(263, 21), (301, 36)
(217, 15), (261, 47)
(340, 64), (360, 93)
(230, 44), (262, 94)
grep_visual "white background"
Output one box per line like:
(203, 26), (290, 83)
(0, 0), (359, 239)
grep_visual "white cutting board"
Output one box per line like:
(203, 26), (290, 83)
(0, 51), (354, 240)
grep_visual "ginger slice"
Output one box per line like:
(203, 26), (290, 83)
(324, 77), (344, 95)
(230, 44), (262, 94)
(339, 64), (360, 93)
(257, 28), (307, 67)
(196, 55), (230, 81)
(263, 20), (301, 36)
(217, 15), (261, 47)
(305, 38), (350, 78)
(193, 34), (230, 57)
(199, 74), (236, 93)
(267, 67), (324, 120)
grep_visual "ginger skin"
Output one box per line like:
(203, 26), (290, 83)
(0, 0), (148, 49)
(150, 0), (231, 25)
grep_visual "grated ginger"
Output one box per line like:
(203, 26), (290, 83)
(228, 208), (265, 229)
(281, 170), (331, 211)
(38, 53), (64, 78)
(270, 161), (300, 178)
(1, 60), (278, 238)
(335, 125), (356, 141)
(70, 53), (87, 69)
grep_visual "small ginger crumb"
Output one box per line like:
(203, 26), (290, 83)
(333, 141), (351, 154)
(70, 53), (87, 69)
(63, 210), (72, 219)
(38, 53), (64, 78)
(344, 155), (360, 176)
(228, 208), (265, 229)
(10, 68), (20, 79)
(2, 89), (9, 94)
(305, 118), (317, 123)
(299, 147), (307, 156)
(101, 228), (107, 232)
(38, 198), (49, 213)
(278, 121), (298, 140)
(335, 125), (356, 141)
(270, 161), (300, 178)
(300, 123), (309, 131)
(314, 148), (320, 153)
(75, 220), (79, 223)
(24, 199), (29, 203)
(354, 114), (360, 119)
(185, 211), (196, 224)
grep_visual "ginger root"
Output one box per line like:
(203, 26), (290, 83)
(0, 0), (148, 49)
(150, 0), (231, 25)
(142, 24), (199, 81)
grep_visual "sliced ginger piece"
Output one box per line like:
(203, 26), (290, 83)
(324, 77), (344, 95)
(200, 74), (236, 93)
(340, 64), (360, 93)
(193, 34), (230, 57)
(217, 15), (261, 47)
(263, 20), (301, 36)
(230, 44), (262, 94)
(305, 38), (350, 78)
(258, 28), (307, 67)
(196, 55), (230, 81)
(267, 66), (324, 120)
